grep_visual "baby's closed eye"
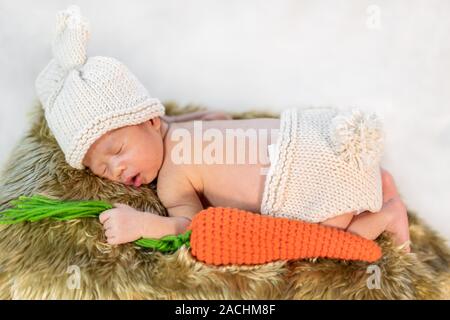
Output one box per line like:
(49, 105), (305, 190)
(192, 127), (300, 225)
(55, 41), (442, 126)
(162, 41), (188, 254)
(115, 143), (124, 155)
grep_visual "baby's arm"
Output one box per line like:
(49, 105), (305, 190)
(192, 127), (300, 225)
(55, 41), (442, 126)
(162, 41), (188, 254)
(156, 171), (204, 234)
(99, 204), (187, 245)
(131, 173), (203, 240)
(99, 171), (203, 245)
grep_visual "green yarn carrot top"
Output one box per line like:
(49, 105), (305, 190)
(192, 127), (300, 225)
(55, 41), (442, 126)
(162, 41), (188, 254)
(0, 195), (191, 252)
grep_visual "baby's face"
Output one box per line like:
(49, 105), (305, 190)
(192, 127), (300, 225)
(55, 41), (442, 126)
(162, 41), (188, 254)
(82, 118), (164, 187)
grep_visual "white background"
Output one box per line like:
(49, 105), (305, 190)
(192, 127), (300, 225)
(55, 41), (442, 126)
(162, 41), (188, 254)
(0, 0), (449, 240)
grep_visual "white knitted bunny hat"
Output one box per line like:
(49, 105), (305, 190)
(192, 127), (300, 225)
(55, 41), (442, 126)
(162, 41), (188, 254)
(35, 5), (165, 169)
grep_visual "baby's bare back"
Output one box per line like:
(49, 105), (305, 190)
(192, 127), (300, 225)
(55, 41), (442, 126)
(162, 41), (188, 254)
(157, 118), (279, 213)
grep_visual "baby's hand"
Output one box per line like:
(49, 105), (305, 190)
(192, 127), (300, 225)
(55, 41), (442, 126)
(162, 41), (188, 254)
(99, 203), (147, 245)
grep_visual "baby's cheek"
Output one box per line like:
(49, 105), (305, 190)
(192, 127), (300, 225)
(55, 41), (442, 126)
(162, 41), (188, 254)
(140, 149), (158, 166)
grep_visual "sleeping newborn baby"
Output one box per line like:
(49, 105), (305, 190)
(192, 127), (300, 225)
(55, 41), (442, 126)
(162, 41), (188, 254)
(35, 6), (410, 252)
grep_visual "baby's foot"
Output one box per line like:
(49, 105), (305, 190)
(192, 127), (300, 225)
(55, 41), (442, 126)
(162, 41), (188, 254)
(383, 197), (411, 253)
(381, 168), (399, 202)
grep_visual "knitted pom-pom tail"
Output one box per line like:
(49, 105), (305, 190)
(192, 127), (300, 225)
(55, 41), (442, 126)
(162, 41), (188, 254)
(329, 108), (384, 169)
(189, 207), (382, 266)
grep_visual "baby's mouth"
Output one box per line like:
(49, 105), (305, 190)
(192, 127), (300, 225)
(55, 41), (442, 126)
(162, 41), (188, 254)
(132, 173), (142, 188)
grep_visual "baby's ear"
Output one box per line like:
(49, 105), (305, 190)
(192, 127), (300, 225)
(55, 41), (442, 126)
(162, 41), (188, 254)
(149, 117), (161, 130)
(81, 153), (90, 169)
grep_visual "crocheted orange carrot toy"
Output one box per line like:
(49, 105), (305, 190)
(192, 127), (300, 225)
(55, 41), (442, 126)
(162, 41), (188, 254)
(0, 195), (382, 265)
(188, 207), (382, 265)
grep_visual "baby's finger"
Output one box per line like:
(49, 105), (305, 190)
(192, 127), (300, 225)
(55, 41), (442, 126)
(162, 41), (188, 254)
(103, 219), (112, 230)
(99, 211), (112, 224)
(105, 229), (114, 238)
(381, 169), (399, 202)
(107, 236), (119, 245)
(114, 203), (130, 209)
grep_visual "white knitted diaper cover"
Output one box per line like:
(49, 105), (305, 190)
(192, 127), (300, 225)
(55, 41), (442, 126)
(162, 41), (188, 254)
(260, 107), (384, 223)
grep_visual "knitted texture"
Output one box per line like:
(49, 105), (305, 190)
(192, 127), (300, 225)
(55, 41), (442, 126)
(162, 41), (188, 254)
(188, 207), (382, 265)
(261, 107), (384, 223)
(35, 5), (165, 169)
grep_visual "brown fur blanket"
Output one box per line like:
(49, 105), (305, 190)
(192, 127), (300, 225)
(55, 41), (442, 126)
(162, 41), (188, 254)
(0, 101), (449, 299)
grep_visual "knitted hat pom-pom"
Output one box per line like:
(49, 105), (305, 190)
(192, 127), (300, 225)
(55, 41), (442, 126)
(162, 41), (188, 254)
(329, 108), (384, 169)
(52, 5), (90, 71)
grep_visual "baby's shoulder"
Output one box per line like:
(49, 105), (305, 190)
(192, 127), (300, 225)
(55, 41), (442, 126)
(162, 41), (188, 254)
(156, 162), (202, 210)
(156, 157), (200, 199)
(156, 158), (183, 190)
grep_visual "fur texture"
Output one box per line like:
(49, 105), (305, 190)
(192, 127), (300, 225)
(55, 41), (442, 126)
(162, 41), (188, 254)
(0, 101), (449, 299)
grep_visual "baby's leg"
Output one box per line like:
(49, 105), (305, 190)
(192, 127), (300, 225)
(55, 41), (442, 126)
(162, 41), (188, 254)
(346, 198), (410, 251)
(322, 168), (410, 252)
(320, 168), (396, 230)
(321, 212), (355, 230)
(320, 205), (409, 251)
(346, 169), (411, 252)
